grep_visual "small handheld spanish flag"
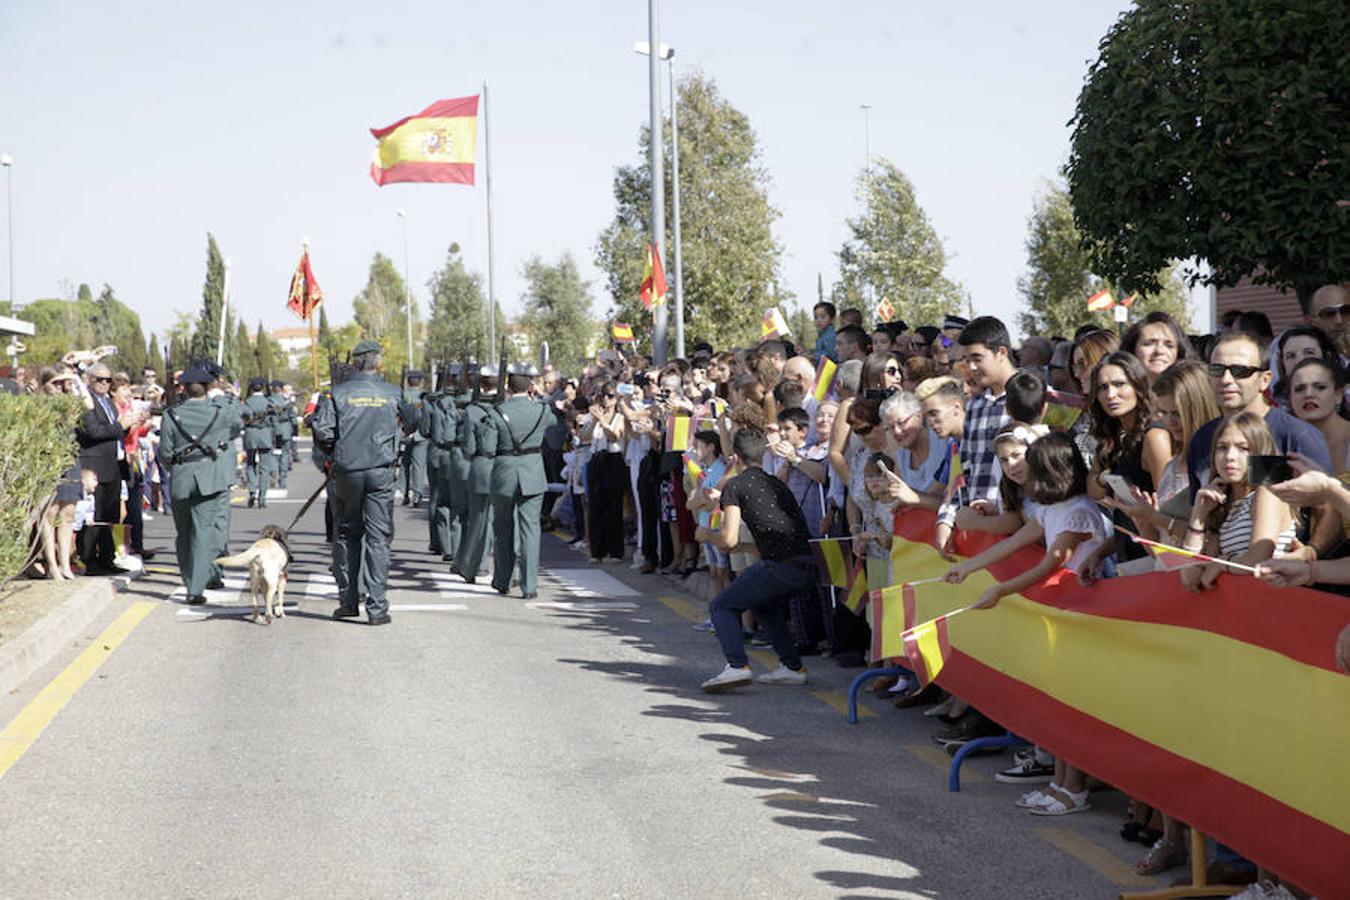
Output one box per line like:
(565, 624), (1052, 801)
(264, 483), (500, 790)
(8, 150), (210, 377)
(761, 307), (790, 340)
(684, 454), (704, 481)
(812, 357), (838, 402)
(665, 415), (692, 453)
(612, 322), (636, 343)
(876, 295), (896, 322)
(943, 440), (964, 503)
(811, 537), (853, 588)
(1086, 288), (1116, 311)
(901, 614), (954, 687)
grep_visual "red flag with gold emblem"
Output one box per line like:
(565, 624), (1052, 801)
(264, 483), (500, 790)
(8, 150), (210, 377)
(287, 250), (323, 321)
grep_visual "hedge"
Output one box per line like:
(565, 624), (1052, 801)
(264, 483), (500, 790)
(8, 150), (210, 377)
(0, 394), (82, 583)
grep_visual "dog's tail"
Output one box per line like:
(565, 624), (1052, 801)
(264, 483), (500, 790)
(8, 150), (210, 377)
(216, 547), (265, 568)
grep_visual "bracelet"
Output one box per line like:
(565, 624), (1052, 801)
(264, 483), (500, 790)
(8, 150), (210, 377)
(1186, 524), (1205, 533)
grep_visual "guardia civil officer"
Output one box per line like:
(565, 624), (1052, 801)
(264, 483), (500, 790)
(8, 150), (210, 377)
(268, 380), (298, 490)
(455, 364), (498, 583)
(483, 362), (557, 598)
(204, 361), (239, 588)
(423, 366), (458, 557)
(401, 370), (429, 506)
(159, 364), (244, 604)
(442, 367), (473, 565)
(242, 377), (276, 508)
(310, 339), (419, 625)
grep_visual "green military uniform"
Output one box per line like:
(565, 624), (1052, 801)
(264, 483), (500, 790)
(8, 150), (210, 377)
(423, 370), (460, 557)
(484, 366), (557, 598)
(268, 382), (297, 489)
(159, 366), (244, 603)
(402, 373), (429, 505)
(242, 381), (277, 507)
(455, 367), (498, 583)
(306, 403), (348, 600)
(444, 388), (473, 570)
(310, 340), (419, 624)
(206, 374), (241, 587)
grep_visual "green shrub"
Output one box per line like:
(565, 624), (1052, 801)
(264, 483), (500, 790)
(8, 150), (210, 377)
(0, 394), (82, 582)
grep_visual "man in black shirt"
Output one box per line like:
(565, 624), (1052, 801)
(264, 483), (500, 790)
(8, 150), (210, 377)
(701, 427), (816, 693)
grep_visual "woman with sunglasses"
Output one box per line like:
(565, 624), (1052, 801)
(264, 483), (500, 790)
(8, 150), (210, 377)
(860, 352), (903, 394)
(584, 381), (627, 564)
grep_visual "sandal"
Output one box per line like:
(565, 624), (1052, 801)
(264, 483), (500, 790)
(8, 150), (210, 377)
(1135, 838), (1186, 876)
(1015, 783), (1061, 810)
(1029, 787), (1092, 816)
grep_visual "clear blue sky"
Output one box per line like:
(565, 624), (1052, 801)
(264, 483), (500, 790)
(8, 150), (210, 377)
(2, 0), (1179, 343)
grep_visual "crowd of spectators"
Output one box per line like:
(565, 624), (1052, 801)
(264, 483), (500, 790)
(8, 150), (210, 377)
(532, 286), (1350, 900)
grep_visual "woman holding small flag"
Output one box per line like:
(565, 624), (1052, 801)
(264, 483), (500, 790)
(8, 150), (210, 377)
(584, 381), (627, 564)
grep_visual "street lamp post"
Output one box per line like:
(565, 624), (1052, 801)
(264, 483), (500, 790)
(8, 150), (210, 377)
(396, 209), (414, 369)
(860, 104), (872, 175)
(646, 0), (667, 365)
(635, 41), (683, 359)
(1, 154), (13, 312)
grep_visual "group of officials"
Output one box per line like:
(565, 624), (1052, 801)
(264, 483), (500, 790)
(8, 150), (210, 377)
(308, 339), (555, 625)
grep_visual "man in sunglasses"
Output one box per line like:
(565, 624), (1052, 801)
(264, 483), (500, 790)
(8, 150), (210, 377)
(1184, 331), (1333, 504)
(75, 363), (142, 575)
(1305, 284), (1350, 352)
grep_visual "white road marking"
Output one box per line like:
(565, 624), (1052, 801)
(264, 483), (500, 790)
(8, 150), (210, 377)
(305, 574), (339, 597)
(539, 569), (640, 598)
(389, 603), (468, 612)
(527, 601), (639, 611)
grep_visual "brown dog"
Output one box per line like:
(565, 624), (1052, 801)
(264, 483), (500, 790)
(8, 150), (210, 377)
(215, 524), (291, 623)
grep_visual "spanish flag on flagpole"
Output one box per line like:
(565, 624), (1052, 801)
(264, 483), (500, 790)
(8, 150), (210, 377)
(612, 322), (636, 343)
(370, 96), (479, 186)
(1086, 288), (1116, 311)
(641, 243), (668, 310)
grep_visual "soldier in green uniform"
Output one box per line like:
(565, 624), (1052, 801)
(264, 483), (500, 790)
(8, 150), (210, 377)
(159, 364), (244, 604)
(401, 370), (429, 507)
(204, 361), (239, 590)
(423, 365), (457, 556)
(310, 339), (418, 626)
(483, 363), (557, 598)
(455, 364), (498, 584)
(268, 380), (297, 490)
(443, 368), (473, 566)
(242, 378), (276, 508)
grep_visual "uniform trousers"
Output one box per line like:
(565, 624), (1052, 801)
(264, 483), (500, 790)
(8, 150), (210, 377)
(491, 489), (544, 596)
(334, 466), (396, 617)
(171, 489), (230, 596)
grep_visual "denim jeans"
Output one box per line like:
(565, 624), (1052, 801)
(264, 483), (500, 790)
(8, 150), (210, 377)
(710, 555), (815, 669)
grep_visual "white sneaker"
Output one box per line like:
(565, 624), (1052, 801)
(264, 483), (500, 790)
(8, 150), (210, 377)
(754, 665), (808, 686)
(700, 664), (753, 693)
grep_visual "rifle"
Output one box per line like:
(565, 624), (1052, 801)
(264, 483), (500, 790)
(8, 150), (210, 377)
(470, 340), (482, 404)
(495, 334), (509, 405)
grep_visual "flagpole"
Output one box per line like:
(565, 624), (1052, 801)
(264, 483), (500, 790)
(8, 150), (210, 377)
(216, 256), (231, 366)
(483, 78), (498, 351)
(647, 0), (668, 365)
(304, 240), (319, 392)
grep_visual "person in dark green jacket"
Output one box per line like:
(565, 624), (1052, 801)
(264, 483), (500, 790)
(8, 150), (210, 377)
(455, 365), (498, 583)
(268, 380), (297, 489)
(159, 364), (244, 604)
(242, 378), (276, 508)
(483, 363), (557, 598)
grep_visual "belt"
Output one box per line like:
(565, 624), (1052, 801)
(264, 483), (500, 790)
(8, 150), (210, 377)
(510, 447), (542, 456)
(436, 441), (459, 449)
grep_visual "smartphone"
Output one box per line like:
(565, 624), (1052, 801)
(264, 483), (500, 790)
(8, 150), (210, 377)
(862, 388), (896, 401)
(1101, 473), (1138, 504)
(1249, 454), (1294, 485)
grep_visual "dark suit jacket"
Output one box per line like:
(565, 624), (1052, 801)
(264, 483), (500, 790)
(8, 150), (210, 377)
(76, 397), (125, 482)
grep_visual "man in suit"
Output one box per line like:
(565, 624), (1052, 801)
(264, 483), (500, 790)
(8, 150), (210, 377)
(159, 364), (244, 604)
(483, 363), (557, 599)
(455, 365), (499, 584)
(75, 362), (142, 575)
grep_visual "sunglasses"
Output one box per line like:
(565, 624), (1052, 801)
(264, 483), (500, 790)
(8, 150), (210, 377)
(884, 366), (901, 376)
(852, 423), (876, 436)
(1207, 363), (1263, 380)
(1315, 304), (1350, 320)
(92, 376), (112, 383)
(603, 393), (616, 399)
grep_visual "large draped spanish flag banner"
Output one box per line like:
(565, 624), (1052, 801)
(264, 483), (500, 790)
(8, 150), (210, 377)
(876, 508), (1350, 898)
(369, 96), (479, 186)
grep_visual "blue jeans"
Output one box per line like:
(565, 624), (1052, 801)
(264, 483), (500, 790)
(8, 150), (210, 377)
(710, 556), (815, 669)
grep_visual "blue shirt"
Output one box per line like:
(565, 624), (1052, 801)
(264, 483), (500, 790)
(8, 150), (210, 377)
(1185, 405), (1332, 501)
(815, 324), (837, 362)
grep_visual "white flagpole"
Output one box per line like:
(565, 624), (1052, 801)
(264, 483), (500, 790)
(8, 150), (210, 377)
(483, 79), (498, 351)
(216, 257), (231, 366)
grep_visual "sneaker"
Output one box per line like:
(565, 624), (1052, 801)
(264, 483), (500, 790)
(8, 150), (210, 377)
(691, 618), (715, 632)
(700, 664), (753, 693)
(1014, 786), (1058, 810)
(995, 756), (1055, 785)
(754, 665), (808, 686)
(933, 713), (1005, 748)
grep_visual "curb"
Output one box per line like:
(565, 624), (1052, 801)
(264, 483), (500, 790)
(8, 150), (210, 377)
(0, 579), (118, 697)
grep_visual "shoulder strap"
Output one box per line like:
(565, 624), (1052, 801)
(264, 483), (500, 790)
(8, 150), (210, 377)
(166, 406), (222, 459)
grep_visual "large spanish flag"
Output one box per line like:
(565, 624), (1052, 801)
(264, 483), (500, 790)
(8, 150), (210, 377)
(878, 508), (1350, 897)
(370, 96), (479, 186)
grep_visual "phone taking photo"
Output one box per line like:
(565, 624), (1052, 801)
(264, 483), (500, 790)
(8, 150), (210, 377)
(1249, 454), (1294, 486)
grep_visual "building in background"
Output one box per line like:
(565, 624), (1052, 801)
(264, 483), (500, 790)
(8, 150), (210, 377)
(271, 326), (312, 370)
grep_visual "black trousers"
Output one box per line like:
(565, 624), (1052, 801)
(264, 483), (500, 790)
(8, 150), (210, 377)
(80, 479), (121, 567)
(637, 450), (670, 568)
(585, 451), (627, 561)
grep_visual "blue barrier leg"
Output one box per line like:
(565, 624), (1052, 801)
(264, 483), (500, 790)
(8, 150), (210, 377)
(845, 666), (907, 724)
(947, 733), (1030, 792)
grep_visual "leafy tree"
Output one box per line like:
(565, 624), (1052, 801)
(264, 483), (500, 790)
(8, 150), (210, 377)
(317, 305), (337, 360)
(145, 334), (165, 380)
(786, 305), (817, 353)
(253, 322), (284, 384)
(595, 71), (784, 351)
(165, 312), (194, 372)
(1019, 182), (1191, 338)
(425, 242), (498, 366)
(91, 284), (148, 375)
(836, 159), (967, 327)
(352, 252), (422, 374)
(233, 321), (252, 384)
(15, 298), (97, 364)
(1066, 0), (1348, 303)
(77, 283), (93, 304)
(518, 253), (596, 376)
(190, 233), (227, 362)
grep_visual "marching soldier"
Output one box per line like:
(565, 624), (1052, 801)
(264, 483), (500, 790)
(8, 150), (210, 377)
(424, 366), (459, 557)
(268, 380), (298, 490)
(483, 362), (557, 599)
(402, 370), (429, 506)
(310, 339), (418, 626)
(159, 364), (243, 605)
(205, 361), (239, 589)
(443, 367), (474, 566)
(455, 364), (498, 584)
(242, 377), (276, 508)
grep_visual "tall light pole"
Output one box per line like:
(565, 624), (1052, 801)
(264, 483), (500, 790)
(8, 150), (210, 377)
(635, 41), (683, 359)
(646, 0), (668, 365)
(860, 104), (872, 176)
(396, 209), (414, 369)
(1, 154), (13, 312)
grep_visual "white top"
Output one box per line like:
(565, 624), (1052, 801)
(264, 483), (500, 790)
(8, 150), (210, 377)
(590, 414), (624, 453)
(895, 429), (947, 493)
(1031, 495), (1112, 576)
(1157, 455), (1188, 504)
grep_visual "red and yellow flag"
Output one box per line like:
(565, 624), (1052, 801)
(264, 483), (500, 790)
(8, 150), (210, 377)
(370, 96), (479, 186)
(612, 322), (636, 343)
(812, 357), (838, 402)
(1086, 288), (1116, 311)
(641, 243), (668, 310)
(942, 440), (964, 503)
(811, 538), (853, 588)
(287, 249), (324, 321)
(761, 307), (790, 340)
(684, 454), (703, 481)
(665, 415), (691, 453)
(902, 612), (954, 687)
(876, 295), (896, 322)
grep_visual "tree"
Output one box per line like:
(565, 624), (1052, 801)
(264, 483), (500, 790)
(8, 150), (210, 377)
(190, 233), (227, 362)
(352, 252), (421, 373)
(317, 305), (337, 360)
(165, 312), (194, 373)
(425, 243), (498, 365)
(518, 253), (596, 376)
(145, 334), (165, 380)
(1019, 182), (1192, 338)
(16, 298), (97, 364)
(836, 159), (967, 328)
(233, 321), (253, 385)
(92, 284), (148, 375)
(1066, 0), (1348, 303)
(595, 71), (785, 351)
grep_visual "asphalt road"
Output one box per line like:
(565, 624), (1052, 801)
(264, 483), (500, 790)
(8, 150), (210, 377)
(0, 452), (1164, 898)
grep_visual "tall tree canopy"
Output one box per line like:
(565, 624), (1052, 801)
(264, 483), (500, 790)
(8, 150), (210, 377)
(1018, 183), (1191, 338)
(595, 72), (784, 349)
(190, 233), (227, 363)
(1067, 0), (1348, 301)
(519, 253), (596, 376)
(424, 243), (499, 367)
(352, 252), (420, 373)
(836, 159), (967, 327)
